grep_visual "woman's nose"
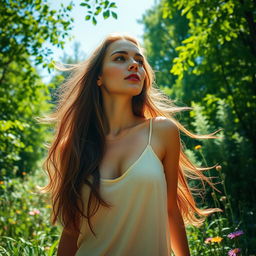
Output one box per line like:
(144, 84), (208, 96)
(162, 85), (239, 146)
(128, 61), (138, 71)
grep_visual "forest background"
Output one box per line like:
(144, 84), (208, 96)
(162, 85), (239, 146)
(0, 0), (255, 255)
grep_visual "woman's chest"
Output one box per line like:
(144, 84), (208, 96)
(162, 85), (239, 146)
(99, 130), (165, 180)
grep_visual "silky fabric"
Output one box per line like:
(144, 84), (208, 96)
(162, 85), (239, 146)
(76, 118), (171, 256)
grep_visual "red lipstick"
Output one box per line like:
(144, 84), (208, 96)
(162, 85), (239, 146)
(124, 74), (140, 81)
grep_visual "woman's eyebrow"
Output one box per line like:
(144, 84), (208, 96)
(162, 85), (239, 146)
(110, 50), (143, 58)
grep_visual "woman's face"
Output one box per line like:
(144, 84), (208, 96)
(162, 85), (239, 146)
(98, 39), (146, 96)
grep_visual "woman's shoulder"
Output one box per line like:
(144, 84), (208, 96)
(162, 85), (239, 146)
(152, 116), (179, 134)
(152, 116), (179, 145)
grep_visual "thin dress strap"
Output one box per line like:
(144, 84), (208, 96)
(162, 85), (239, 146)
(148, 118), (152, 145)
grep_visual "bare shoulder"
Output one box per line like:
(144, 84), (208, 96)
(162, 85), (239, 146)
(152, 116), (180, 158)
(153, 116), (179, 141)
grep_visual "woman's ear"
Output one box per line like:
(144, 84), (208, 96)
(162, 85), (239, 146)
(97, 79), (102, 86)
(97, 75), (102, 86)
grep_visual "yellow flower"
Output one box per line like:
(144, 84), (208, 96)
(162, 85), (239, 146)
(0, 181), (4, 185)
(216, 165), (222, 171)
(194, 145), (202, 150)
(16, 210), (21, 214)
(22, 172), (27, 175)
(46, 204), (52, 209)
(211, 236), (223, 243)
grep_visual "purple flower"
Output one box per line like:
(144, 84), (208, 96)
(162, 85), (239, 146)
(227, 230), (244, 239)
(228, 248), (241, 256)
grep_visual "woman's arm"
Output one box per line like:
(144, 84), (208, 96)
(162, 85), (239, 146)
(168, 204), (191, 256)
(57, 227), (80, 256)
(160, 118), (191, 256)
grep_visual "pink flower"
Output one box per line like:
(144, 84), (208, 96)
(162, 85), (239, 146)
(28, 209), (41, 216)
(228, 248), (241, 256)
(227, 230), (244, 239)
(204, 237), (212, 244)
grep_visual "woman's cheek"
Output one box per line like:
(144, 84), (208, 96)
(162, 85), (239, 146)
(103, 64), (123, 79)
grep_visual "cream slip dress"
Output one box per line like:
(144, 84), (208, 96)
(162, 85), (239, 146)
(75, 118), (172, 256)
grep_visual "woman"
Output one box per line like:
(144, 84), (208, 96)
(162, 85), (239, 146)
(40, 33), (222, 256)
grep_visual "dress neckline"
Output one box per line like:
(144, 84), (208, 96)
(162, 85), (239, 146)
(100, 145), (151, 183)
(100, 144), (163, 184)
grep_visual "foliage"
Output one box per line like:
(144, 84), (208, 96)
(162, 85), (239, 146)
(0, 59), (53, 179)
(0, 0), (75, 179)
(0, 167), (61, 256)
(183, 144), (249, 255)
(0, 0), (74, 70)
(80, 0), (118, 25)
(162, 0), (256, 147)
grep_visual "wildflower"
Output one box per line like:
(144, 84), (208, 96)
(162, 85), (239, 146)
(0, 181), (4, 185)
(216, 165), (222, 171)
(16, 210), (21, 214)
(204, 237), (212, 244)
(9, 219), (16, 224)
(220, 196), (227, 202)
(194, 145), (202, 150)
(227, 230), (244, 239)
(228, 248), (241, 256)
(22, 172), (27, 175)
(44, 246), (50, 251)
(211, 236), (223, 243)
(46, 204), (52, 209)
(28, 208), (41, 215)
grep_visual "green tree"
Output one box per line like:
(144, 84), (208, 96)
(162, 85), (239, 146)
(163, 0), (256, 150)
(0, 0), (74, 179)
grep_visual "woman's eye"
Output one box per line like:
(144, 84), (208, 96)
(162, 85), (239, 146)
(137, 59), (144, 65)
(114, 56), (125, 61)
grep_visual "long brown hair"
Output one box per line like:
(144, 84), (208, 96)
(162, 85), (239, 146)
(38, 33), (222, 237)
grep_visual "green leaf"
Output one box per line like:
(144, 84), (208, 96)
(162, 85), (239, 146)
(103, 10), (110, 19)
(111, 11), (117, 19)
(182, 36), (195, 44)
(80, 3), (91, 8)
(95, 7), (102, 15)
(104, 0), (110, 9)
(109, 2), (117, 8)
(188, 59), (195, 67)
(85, 15), (91, 20)
(92, 16), (97, 25)
(67, 4), (73, 11)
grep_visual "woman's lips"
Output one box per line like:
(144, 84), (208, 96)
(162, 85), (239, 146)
(124, 74), (140, 81)
(126, 77), (140, 81)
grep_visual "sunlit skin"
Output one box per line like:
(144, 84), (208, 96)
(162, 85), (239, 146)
(97, 39), (147, 138)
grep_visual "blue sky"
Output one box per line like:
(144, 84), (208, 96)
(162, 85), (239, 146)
(52, 0), (157, 59)
(40, 0), (158, 82)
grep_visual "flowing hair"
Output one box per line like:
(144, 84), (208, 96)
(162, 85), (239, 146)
(37, 33), (223, 237)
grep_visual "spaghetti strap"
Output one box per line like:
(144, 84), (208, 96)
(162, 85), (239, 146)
(148, 118), (152, 145)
